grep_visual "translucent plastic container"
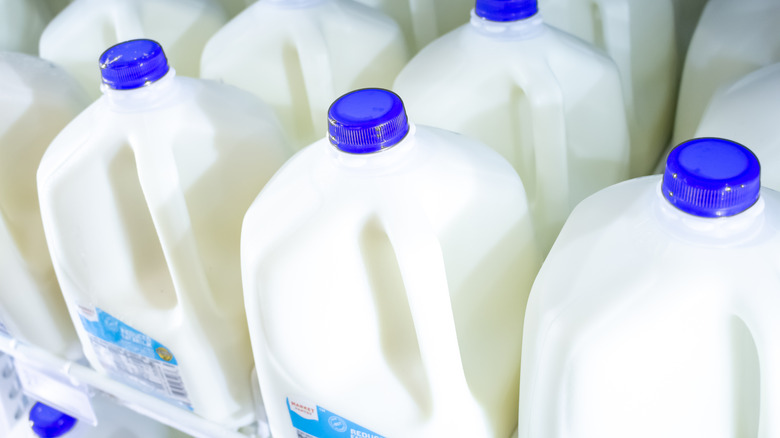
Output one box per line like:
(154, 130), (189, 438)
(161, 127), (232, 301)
(0, 0), (52, 55)
(393, 0), (630, 252)
(39, 0), (227, 101)
(200, 0), (410, 150)
(353, 0), (473, 53)
(0, 51), (88, 358)
(519, 138), (773, 438)
(538, 0), (678, 176)
(672, 0), (780, 145)
(37, 40), (291, 428)
(242, 89), (541, 437)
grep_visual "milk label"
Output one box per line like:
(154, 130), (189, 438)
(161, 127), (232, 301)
(77, 305), (191, 410)
(287, 397), (385, 438)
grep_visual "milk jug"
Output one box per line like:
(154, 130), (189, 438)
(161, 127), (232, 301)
(242, 88), (541, 438)
(393, 0), (630, 252)
(37, 39), (291, 427)
(0, 353), (31, 437)
(0, 51), (88, 358)
(537, 0), (677, 176)
(14, 399), (189, 437)
(352, 0), (473, 54)
(518, 137), (774, 438)
(200, 0), (410, 150)
(39, 0), (228, 101)
(0, 0), (52, 55)
(672, 0), (780, 146)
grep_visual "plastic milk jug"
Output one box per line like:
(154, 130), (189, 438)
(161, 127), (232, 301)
(0, 52), (88, 358)
(37, 40), (291, 427)
(672, 0), (780, 146)
(518, 138), (776, 438)
(690, 63), (780, 192)
(393, 0), (630, 253)
(0, 353), (31, 436)
(14, 400), (189, 438)
(39, 0), (228, 101)
(241, 89), (542, 438)
(0, 0), (52, 55)
(352, 0), (473, 54)
(200, 0), (410, 150)
(537, 0), (677, 176)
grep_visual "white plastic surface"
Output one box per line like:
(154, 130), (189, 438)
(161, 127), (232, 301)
(393, 12), (630, 252)
(538, 0), (678, 176)
(242, 125), (542, 437)
(353, 0), (473, 54)
(518, 176), (777, 437)
(39, 0), (228, 100)
(200, 0), (410, 150)
(0, 353), (31, 437)
(37, 68), (291, 428)
(670, 0), (708, 66)
(0, 52), (88, 359)
(672, 0), (780, 145)
(0, 0), (52, 55)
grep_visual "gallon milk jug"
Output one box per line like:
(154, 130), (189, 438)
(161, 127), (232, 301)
(352, 0), (473, 54)
(200, 0), (410, 151)
(0, 51), (88, 358)
(537, 0), (677, 176)
(672, 0), (780, 146)
(0, 0), (52, 55)
(689, 63), (780, 191)
(393, 0), (630, 253)
(37, 39), (291, 427)
(39, 0), (228, 101)
(14, 399), (189, 438)
(0, 353), (31, 436)
(242, 88), (542, 438)
(518, 137), (775, 438)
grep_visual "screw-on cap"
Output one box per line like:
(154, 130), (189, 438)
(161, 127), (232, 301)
(475, 0), (538, 22)
(662, 138), (760, 217)
(328, 88), (409, 154)
(99, 39), (169, 90)
(29, 402), (77, 437)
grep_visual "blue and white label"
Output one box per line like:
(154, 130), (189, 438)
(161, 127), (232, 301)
(288, 397), (385, 438)
(77, 305), (192, 410)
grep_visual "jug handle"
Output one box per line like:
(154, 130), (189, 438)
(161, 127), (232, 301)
(380, 193), (481, 432)
(131, 132), (216, 317)
(110, 0), (145, 42)
(737, 292), (780, 437)
(518, 70), (570, 251)
(408, 0), (438, 52)
(293, 21), (337, 141)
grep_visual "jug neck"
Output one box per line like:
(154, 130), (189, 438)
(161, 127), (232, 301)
(654, 181), (765, 246)
(469, 8), (545, 39)
(328, 124), (418, 172)
(100, 68), (178, 111)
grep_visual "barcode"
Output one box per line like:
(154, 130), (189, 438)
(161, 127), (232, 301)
(160, 363), (189, 400)
(296, 431), (316, 438)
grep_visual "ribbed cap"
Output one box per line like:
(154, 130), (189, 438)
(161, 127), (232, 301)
(29, 403), (78, 438)
(662, 138), (760, 217)
(328, 88), (409, 154)
(475, 0), (538, 22)
(99, 39), (169, 90)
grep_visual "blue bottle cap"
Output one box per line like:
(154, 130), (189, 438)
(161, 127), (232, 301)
(29, 402), (77, 437)
(328, 88), (409, 154)
(99, 39), (170, 90)
(475, 0), (538, 22)
(662, 138), (760, 217)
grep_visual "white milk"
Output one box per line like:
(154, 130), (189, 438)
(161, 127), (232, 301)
(12, 398), (189, 437)
(37, 40), (291, 428)
(242, 89), (542, 438)
(200, 0), (410, 151)
(393, 1), (630, 252)
(518, 138), (773, 438)
(39, 0), (227, 101)
(0, 52), (88, 358)
(688, 63), (780, 191)
(538, 0), (677, 176)
(353, 0), (473, 54)
(0, 0), (52, 55)
(672, 0), (780, 146)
